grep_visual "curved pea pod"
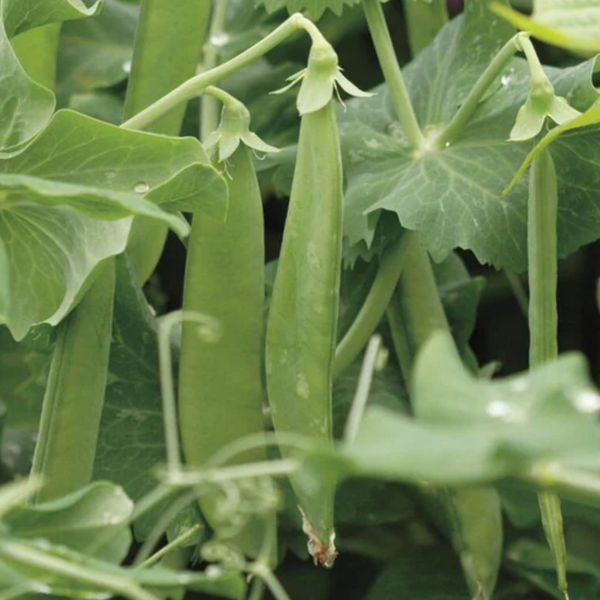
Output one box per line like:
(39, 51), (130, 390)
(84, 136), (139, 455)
(178, 144), (272, 561)
(420, 487), (503, 600)
(265, 101), (343, 567)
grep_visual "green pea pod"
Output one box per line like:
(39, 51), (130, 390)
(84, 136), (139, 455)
(420, 487), (503, 600)
(529, 149), (567, 594)
(266, 101), (342, 568)
(178, 144), (271, 560)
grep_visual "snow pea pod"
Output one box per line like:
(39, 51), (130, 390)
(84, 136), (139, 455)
(178, 110), (270, 559)
(265, 101), (343, 567)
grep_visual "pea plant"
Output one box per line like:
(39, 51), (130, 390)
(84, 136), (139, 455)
(2, 0), (600, 598)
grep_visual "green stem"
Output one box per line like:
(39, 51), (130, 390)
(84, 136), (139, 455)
(0, 541), (158, 600)
(136, 525), (201, 569)
(530, 463), (600, 508)
(122, 14), (310, 132)
(123, 0), (212, 284)
(504, 270), (529, 318)
(436, 34), (524, 148)
(201, 0), (231, 141)
(344, 335), (383, 442)
(528, 149), (566, 593)
(362, 0), (424, 148)
(386, 232), (450, 384)
(402, 0), (448, 56)
(334, 234), (411, 379)
(11, 24), (61, 90)
(31, 261), (116, 502)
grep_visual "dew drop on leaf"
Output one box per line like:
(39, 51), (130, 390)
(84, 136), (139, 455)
(134, 182), (149, 194)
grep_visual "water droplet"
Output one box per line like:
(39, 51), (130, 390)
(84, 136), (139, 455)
(106, 171), (117, 180)
(501, 69), (515, 87)
(122, 60), (132, 74)
(487, 400), (512, 420)
(444, 142), (450, 148)
(211, 33), (229, 47)
(206, 565), (222, 580)
(574, 390), (600, 414)
(134, 182), (149, 194)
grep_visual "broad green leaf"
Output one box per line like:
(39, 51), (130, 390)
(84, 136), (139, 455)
(0, 110), (227, 339)
(365, 546), (470, 600)
(257, 0), (362, 21)
(93, 257), (176, 540)
(340, 1), (600, 270)
(492, 0), (600, 54)
(2, 482), (133, 563)
(57, 0), (139, 106)
(343, 332), (600, 485)
(0, 0), (101, 149)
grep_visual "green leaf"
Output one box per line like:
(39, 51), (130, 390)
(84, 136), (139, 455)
(93, 257), (174, 540)
(344, 332), (600, 485)
(0, 110), (226, 339)
(492, 0), (600, 54)
(2, 482), (133, 563)
(365, 545), (470, 600)
(56, 0), (139, 105)
(0, 0), (101, 149)
(340, 1), (600, 269)
(257, 0), (362, 21)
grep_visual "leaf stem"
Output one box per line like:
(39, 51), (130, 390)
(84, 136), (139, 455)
(0, 541), (159, 600)
(122, 14), (315, 132)
(436, 34), (525, 148)
(334, 234), (411, 379)
(504, 270), (529, 318)
(344, 335), (383, 443)
(362, 0), (424, 148)
(200, 0), (231, 141)
(136, 524), (202, 569)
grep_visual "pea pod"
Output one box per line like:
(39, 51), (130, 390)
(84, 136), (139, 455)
(265, 101), (343, 567)
(529, 148), (567, 594)
(178, 93), (274, 560)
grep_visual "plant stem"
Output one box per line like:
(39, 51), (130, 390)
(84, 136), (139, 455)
(504, 270), (529, 318)
(201, 0), (230, 141)
(334, 234), (411, 379)
(530, 463), (600, 508)
(31, 261), (116, 502)
(344, 335), (383, 442)
(362, 0), (424, 148)
(528, 149), (567, 593)
(0, 541), (158, 600)
(123, 0), (212, 284)
(136, 525), (202, 569)
(402, 0), (448, 56)
(122, 14), (309, 132)
(436, 34), (524, 148)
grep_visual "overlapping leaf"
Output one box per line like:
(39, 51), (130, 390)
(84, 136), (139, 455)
(57, 0), (139, 106)
(343, 332), (600, 486)
(0, 0), (101, 149)
(0, 110), (227, 340)
(2, 482), (133, 563)
(340, 0), (600, 270)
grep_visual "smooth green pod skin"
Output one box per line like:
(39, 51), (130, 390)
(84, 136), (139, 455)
(529, 149), (567, 593)
(178, 145), (270, 559)
(31, 261), (116, 502)
(265, 102), (342, 566)
(123, 0), (212, 285)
